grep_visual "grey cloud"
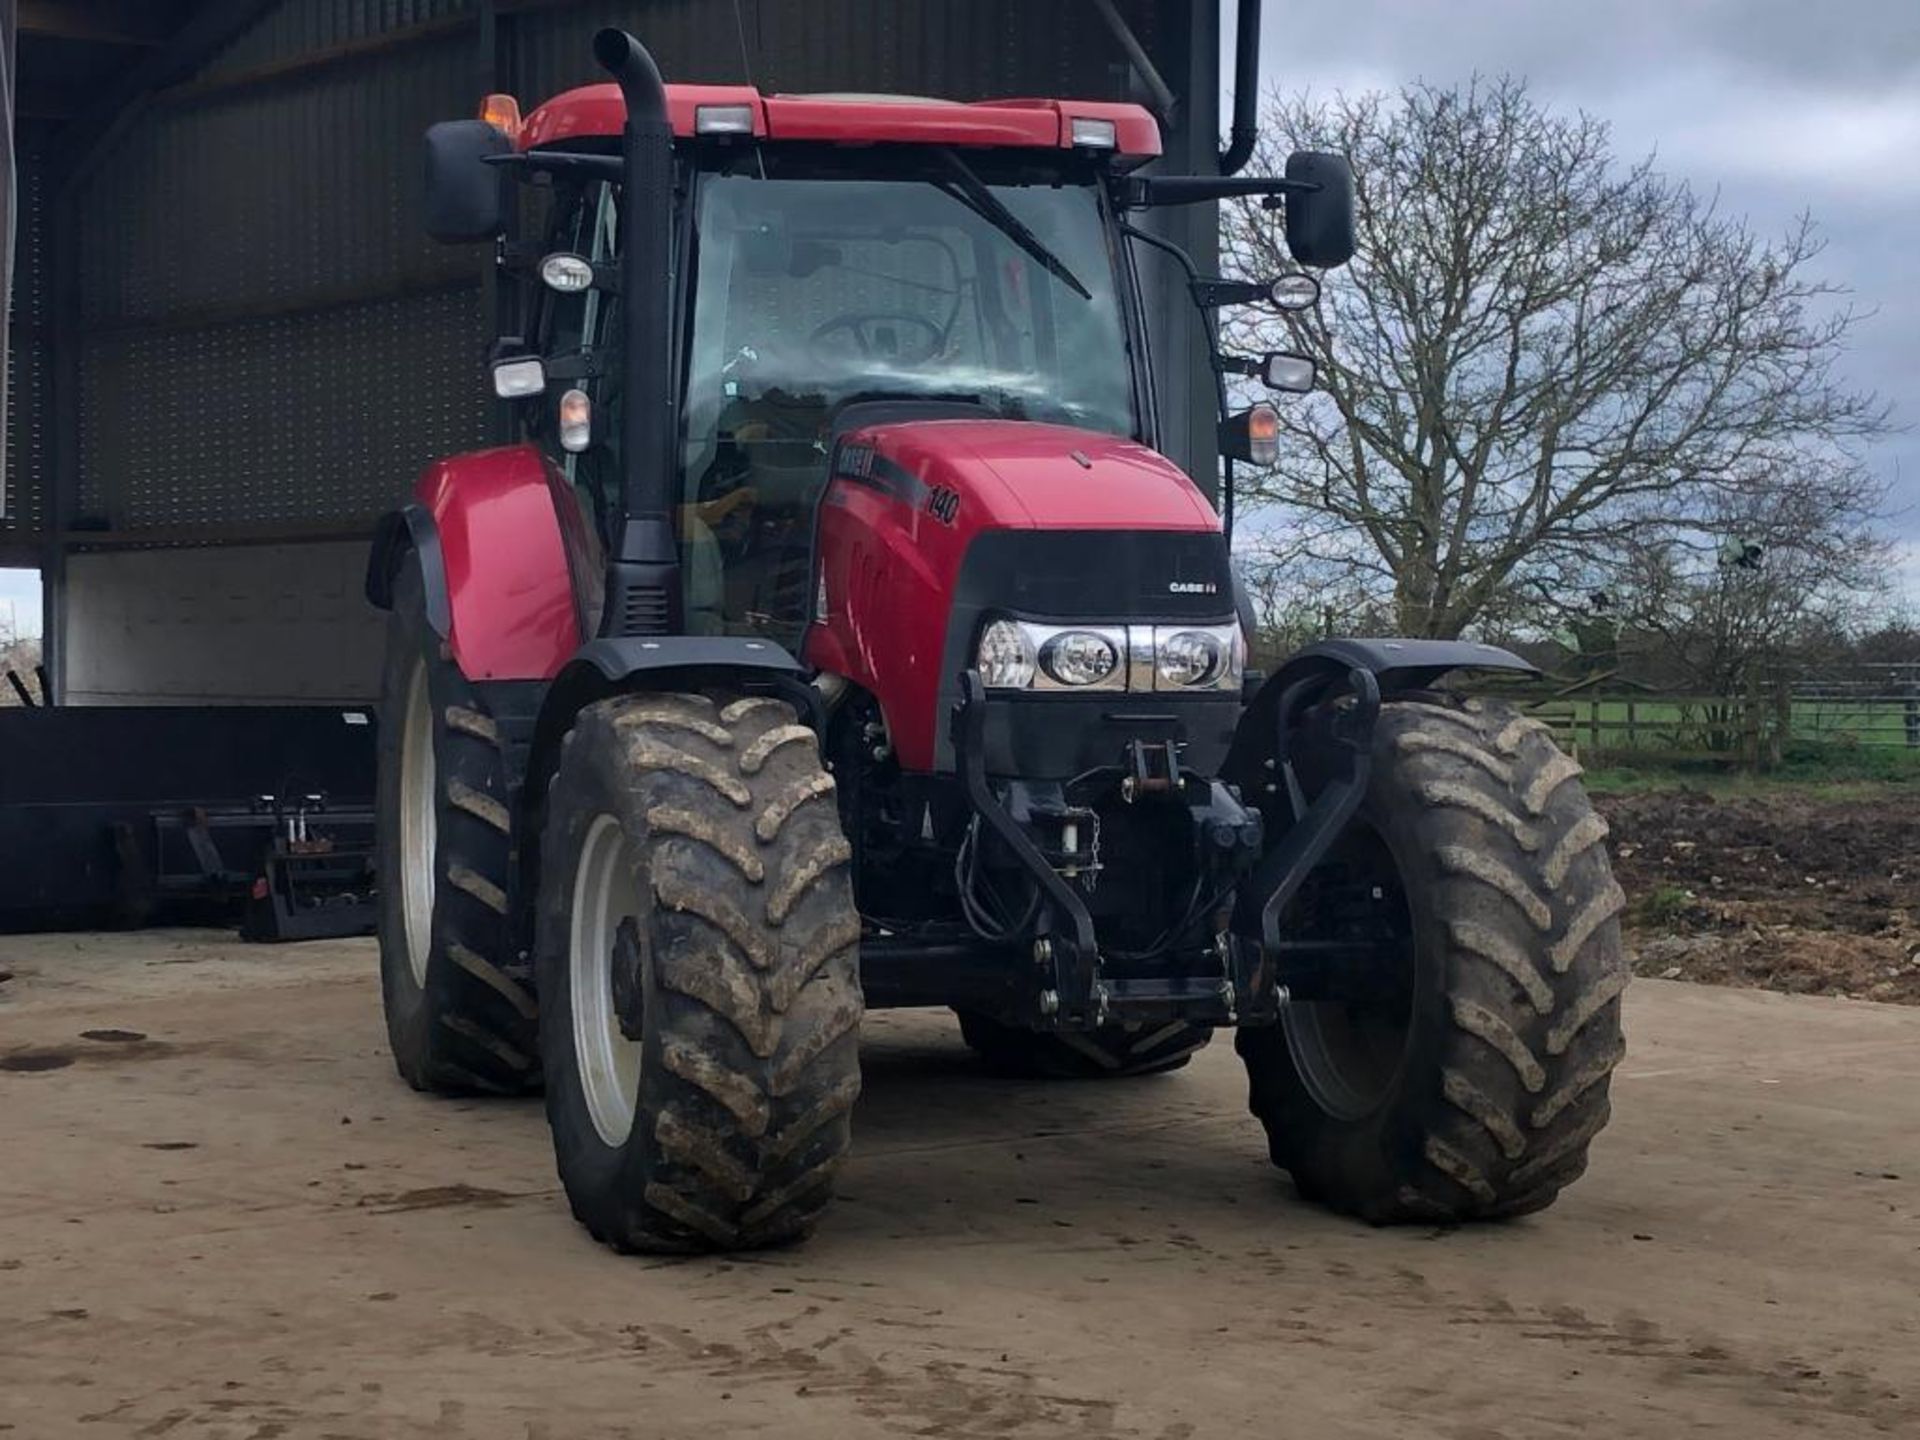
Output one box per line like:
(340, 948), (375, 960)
(1239, 0), (1919, 559)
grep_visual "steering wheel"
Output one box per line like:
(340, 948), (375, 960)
(809, 311), (944, 365)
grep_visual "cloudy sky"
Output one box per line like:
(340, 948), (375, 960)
(1228, 0), (1920, 601)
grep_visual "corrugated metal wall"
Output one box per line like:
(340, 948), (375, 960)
(70, 0), (486, 538)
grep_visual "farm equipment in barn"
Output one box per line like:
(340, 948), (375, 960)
(365, 22), (1627, 1253)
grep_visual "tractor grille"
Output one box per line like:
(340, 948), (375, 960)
(619, 585), (672, 636)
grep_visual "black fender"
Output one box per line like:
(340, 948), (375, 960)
(1223, 637), (1536, 792)
(515, 636), (810, 911)
(364, 505), (450, 636)
(528, 635), (808, 790)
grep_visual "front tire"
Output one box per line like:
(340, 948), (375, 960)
(1238, 696), (1627, 1223)
(536, 692), (862, 1253)
(375, 566), (539, 1096)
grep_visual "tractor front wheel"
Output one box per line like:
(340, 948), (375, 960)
(535, 692), (862, 1253)
(1238, 695), (1627, 1223)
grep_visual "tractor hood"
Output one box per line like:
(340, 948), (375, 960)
(808, 416), (1234, 773)
(835, 420), (1221, 534)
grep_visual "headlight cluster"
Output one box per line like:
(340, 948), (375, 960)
(976, 619), (1243, 693)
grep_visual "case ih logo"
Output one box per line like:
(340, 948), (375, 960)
(924, 485), (961, 526)
(1167, 580), (1218, 595)
(838, 444), (876, 480)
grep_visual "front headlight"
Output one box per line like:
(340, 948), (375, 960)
(977, 619), (1037, 689)
(1156, 629), (1227, 688)
(1039, 630), (1120, 687)
(975, 619), (1242, 693)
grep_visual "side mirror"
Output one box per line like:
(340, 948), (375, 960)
(424, 119), (509, 243)
(1268, 273), (1320, 311)
(1283, 151), (1355, 269)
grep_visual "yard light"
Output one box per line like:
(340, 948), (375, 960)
(695, 104), (756, 136)
(1261, 352), (1316, 393)
(1070, 117), (1118, 150)
(540, 253), (594, 294)
(491, 355), (546, 399)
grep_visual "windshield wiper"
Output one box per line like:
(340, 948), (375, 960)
(935, 148), (1091, 301)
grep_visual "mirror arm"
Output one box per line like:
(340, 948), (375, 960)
(482, 150), (626, 181)
(1118, 174), (1319, 210)
(1191, 277), (1270, 308)
(544, 350), (607, 382)
(1214, 354), (1264, 378)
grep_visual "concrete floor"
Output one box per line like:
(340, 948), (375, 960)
(0, 930), (1916, 1439)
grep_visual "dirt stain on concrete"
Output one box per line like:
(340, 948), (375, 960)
(359, 1184), (518, 1214)
(1, 1048), (75, 1072)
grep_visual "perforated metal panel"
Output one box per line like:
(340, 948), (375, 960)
(78, 287), (486, 531)
(79, 47), (476, 329)
(71, 10), (487, 537)
(1, 145), (50, 558)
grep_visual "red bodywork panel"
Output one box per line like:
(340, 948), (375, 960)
(416, 444), (580, 681)
(517, 83), (1161, 163)
(804, 422), (1220, 771)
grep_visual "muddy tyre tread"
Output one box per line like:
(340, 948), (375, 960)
(1239, 695), (1627, 1222)
(538, 692), (861, 1254)
(376, 567), (539, 1097)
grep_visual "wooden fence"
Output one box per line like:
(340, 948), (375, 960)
(1521, 689), (1920, 762)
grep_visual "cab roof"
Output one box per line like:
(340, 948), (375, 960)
(517, 83), (1162, 166)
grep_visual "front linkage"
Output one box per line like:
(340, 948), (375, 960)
(949, 662), (1388, 1033)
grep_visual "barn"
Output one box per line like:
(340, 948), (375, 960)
(0, 0), (1239, 926)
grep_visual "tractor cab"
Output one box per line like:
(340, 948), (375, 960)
(449, 80), (1237, 657)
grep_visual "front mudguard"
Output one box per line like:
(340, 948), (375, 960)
(1221, 638), (1538, 959)
(1223, 637), (1537, 794)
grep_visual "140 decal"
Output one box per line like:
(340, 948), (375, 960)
(924, 485), (961, 526)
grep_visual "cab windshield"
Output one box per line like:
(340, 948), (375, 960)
(678, 165), (1137, 639)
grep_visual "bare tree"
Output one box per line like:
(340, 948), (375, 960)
(1610, 462), (1888, 697)
(1224, 77), (1890, 638)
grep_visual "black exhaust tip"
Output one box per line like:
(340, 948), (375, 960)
(593, 27), (667, 123)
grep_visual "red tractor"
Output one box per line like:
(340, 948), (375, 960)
(367, 27), (1626, 1253)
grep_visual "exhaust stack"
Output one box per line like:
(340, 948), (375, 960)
(1219, 0), (1262, 176)
(593, 27), (680, 635)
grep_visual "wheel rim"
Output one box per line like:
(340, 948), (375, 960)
(570, 814), (646, 1146)
(1281, 823), (1417, 1122)
(398, 658), (437, 988)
